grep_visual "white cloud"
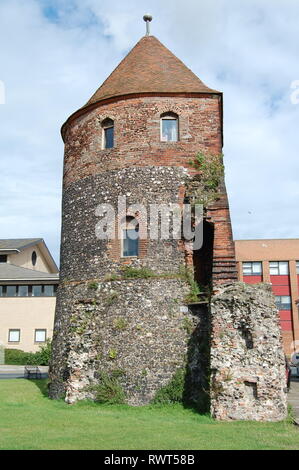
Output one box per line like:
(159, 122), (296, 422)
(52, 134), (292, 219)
(1, 0), (299, 263)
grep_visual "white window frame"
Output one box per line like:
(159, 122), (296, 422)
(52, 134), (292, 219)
(242, 261), (262, 276)
(35, 329), (47, 343)
(160, 113), (179, 142)
(8, 329), (20, 343)
(269, 261), (289, 275)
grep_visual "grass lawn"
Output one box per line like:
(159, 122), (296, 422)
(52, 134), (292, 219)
(0, 379), (298, 450)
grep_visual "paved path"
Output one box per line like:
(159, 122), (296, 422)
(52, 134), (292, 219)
(0, 365), (48, 380)
(288, 378), (299, 425)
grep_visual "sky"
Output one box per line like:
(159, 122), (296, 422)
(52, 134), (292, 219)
(0, 0), (298, 264)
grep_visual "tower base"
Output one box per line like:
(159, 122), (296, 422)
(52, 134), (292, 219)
(49, 277), (210, 408)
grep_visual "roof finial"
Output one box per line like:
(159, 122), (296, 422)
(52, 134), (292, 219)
(143, 14), (152, 36)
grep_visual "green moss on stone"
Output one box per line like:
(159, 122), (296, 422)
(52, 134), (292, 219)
(113, 318), (128, 330)
(88, 282), (99, 290)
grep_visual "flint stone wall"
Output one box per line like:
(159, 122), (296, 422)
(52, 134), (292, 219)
(59, 166), (188, 282)
(210, 282), (287, 421)
(49, 277), (209, 406)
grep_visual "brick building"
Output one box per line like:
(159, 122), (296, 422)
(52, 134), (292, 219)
(235, 239), (299, 356)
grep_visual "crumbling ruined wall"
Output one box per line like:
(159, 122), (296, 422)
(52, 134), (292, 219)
(210, 282), (287, 421)
(49, 277), (209, 406)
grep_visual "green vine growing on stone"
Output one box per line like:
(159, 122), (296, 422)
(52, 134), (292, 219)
(178, 266), (203, 303)
(187, 152), (224, 208)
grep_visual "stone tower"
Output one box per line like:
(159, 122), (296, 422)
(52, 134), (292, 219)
(49, 24), (287, 420)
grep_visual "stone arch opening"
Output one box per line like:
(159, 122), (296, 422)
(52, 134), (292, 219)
(193, 220), (214, 287)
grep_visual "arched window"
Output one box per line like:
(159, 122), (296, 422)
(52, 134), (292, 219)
(160, 112), (179, 142)
(122, 216), (139, 257)
(102, 118), (114, 149)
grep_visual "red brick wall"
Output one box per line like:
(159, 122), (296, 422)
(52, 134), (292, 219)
(62, 94), (236, 284)
(63, 95), (222, 188)
(207, 199), (237, 284)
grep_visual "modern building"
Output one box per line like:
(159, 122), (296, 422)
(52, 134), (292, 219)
(0, 239), (59, 352)
(235, 239), (299, 356)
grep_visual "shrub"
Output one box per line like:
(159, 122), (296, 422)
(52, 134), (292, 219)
(5, 349), (30, 365)
(184, 279), (202, 303)
(178, 266), (202, 303)
(189, 152), (224, 192)
(34, 339), (52, 366)
(187, 152), (224, 208)
(152, 368), (186, 404)
(5, 340), (52, 366)
(5, 349), (38, 365)
(121, 266), (155, 279)
(90, 372), (126, 404)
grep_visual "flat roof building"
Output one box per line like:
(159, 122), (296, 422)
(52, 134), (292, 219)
(235, 239), (299, 356)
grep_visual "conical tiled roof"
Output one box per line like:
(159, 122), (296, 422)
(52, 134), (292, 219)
(62, 35), (221, 138)
(85, 35), (220, 106)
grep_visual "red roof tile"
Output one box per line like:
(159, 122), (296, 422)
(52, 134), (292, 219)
(84, 35), (220, 106)
(61, 35), (221, 138)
